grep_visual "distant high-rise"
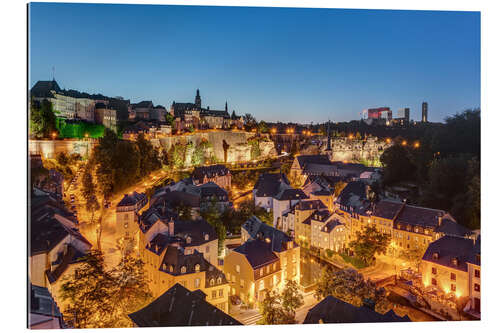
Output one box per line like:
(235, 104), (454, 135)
(397, 107), (410, 122)
(422, 102), (428, 122)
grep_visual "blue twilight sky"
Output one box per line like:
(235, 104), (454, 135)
(28, 3), (480, 123)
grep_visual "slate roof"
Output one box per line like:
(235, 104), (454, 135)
(233, 239), (279, 269)
(192, 165), (230, 183)
(296, 155), (331, 169)
(242, 216), (296, 253)
(322, 219), (344, 233)
(30, 284), (63, 328)
(303, 163), (339, 175)
(160, 247), (226, 288)
(336, 181), (368, 211)
(303, 296), (411, 324)
(128, 283), (242, 327)
(373, 200), (404, 220)
(274, 188), (308, 201)
(295, 199), (327, 211)
(422, 235), (480, 272)
(30, 216), (69, 256)
(395, 205), (446, 228)
(254, 173), (290, 197)
(117, 191), (147, 207)
(30, 80), (61, 98)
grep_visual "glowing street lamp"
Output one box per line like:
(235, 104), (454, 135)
(51, 132), (57, 140)
(271, 128), (277, 134)
(402, 140), (407, 146)
(348, 134), (353, 139)
(414, 141), (420, 148)
(386, 138), (391, 144)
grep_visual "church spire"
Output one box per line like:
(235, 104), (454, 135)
(225, 101), (228, 112)
(326, 120), (332, 151)
(195, 89), (201, 108)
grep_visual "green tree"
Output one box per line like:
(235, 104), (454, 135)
(59, 251), (116, 328)
(108, 254), (153, 327)
(380, 144), (416, 185)
(30, 98), (57, 138)
(399, 246), (426, 272)
(165, 113), (174, 126)
(258, 120), (269, 134)
(258, 290), (294, 325)
(136, 133), (161, 178)
(60, 250), (152, 328)
(201, 198), (226, 255)
(348, 225), (390, 265)
(81, 166), (100, 224)
(281, 279), (304, 319)
(315, 267), (390, 314)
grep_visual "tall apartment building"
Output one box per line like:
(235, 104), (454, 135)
(422, 102), (428, 122)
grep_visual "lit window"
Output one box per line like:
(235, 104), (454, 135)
(474, 283), (480, 292)
(451, 284), (456, 292)
(181, 266), (187, 273)
(195, 264), (200, 272)
(210, 279), (215, 286)
(235, 265), (240, 273)
(195, 278), (200, 288)
(451, 273), (456, 281)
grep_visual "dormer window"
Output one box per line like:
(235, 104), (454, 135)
(451, 257), (458, 266)
(432, 252), (439, 260)
(181, 266), (187, 273)
(162, 264), (166, 271)
(204, 234), (209, 241)
(195, 264), (200, 272)
(217, 277), (222, 284)
(170, 265), (174, 272)
(186, 236), (192, 244)
(210, 278), (215, 286)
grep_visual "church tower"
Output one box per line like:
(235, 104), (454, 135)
(195, 89), (201, 108)
(225, 101), (228, 112)
(326, 120), (332, 151)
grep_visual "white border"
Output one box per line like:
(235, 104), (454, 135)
(1, 1), (498, 332)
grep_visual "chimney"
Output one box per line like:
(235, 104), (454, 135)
(169, 217), (174, 236)
(437, 212), (443, 226)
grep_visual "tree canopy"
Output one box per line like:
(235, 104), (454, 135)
(348, 225), (390, 265)
(315, 267), (390, 314)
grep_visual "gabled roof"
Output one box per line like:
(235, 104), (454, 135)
(422, 235), (480, 272)
(117, 191), (146, 207)
(30, 80), (61, 98)
(242, 216), (296, 253)
(45, 244), (87, 284)
(295, 155), (331, 169)
(303, 296), (411, 324)
(295, 199), (327, 211)
(372, 200), (403, 220)
(274, 188), (308, 201)
(233, 239), (279, 269)
(192, 165), (230, 183)
(128, 283), (242, 327)
(336, 181), (368, 210)
(254, 173), (290, 197)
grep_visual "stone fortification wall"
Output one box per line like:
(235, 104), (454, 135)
(29, 139), (96, 159)
(321, 137), (392, 162)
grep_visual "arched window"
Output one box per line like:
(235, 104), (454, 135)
(210, 279), (215, 286)
(170, 265), (174, 272)
(181, 266), (187, 274)
(195, 264), (200, 272)
(205, 234), (209, 241)
(162, 264), (166, 271)
(217, 277), (222, 284)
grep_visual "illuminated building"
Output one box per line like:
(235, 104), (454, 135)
(421, 235), (480, 317)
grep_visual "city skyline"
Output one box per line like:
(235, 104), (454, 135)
(29, 3), (480, 123)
